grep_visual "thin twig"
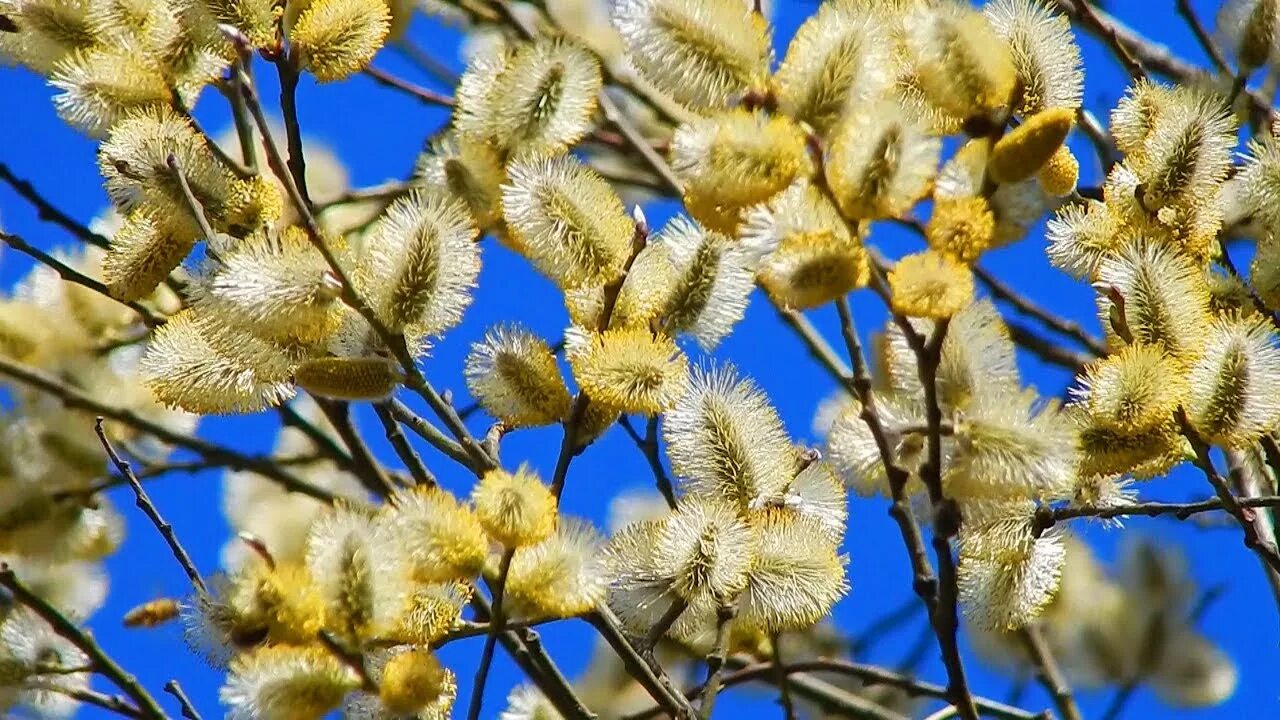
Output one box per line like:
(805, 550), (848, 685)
(972, 265), (1107, 356)
(1067, 0), (1147, 78)
(362, 65), (456, 107)
(1034, 495), (1280, 534)
(699, 603), (736, 720)
(0, 566), (168, 719)
(468, 549), (515, 720)
(163, 679), (203, 720)
(387, 398), (477, 472)
(27, 682), (145, 719)
(618, 415), (677, 508)
(1175, 0), (1231, 74)
(315, 400), (398, 496)
(1019, 624), (1081, 720)
(374, 402), (436, 486)
(96, 419), (207, 595)
(586, 607), (695, 718)
(0, 354), (335, 501)
(0, 232), (165, 327)
(0, 162), (111, 248)
(771, 634), (797, 720)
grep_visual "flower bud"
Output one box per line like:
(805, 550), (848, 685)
(294, 356), (403, 401)
(290, 0), (390, 82)
(988, 108), (1075, 184)
(472, 465), (558, 549)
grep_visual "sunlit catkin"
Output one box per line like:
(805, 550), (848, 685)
(1074, 343), (1187, 436)
(664, 365), (795, 510)
(98, 105), (232, 235)
(103, 207), (197, 302)
(671, 109), (811, 213)
(984, 0), (1083, 117)
(465, 324), (572, 427)
(1127, 86), (1235, 213)
(1095, 241), (1212, 363)
(566, 325), (689, 415)
(655, 496), (756, 603)
(888, 249), (975, 319)
(359, 191), (480, 343)
(611, 0), (771, 109)
(485, 38), (602, 157)
(289, 0), (390, 82)
(737, 508), (847, 633)
(141, 309), (299, 414)
(987, 107), (1075, 184)
(472, 466), (558, 548)
(745, 181), (870, 309)
(377, 649), (451, 716)
(825, 100), (941, 221)
(414, 132), (507, 230)
(304, 505), (379, 640)
(655, 215), (757, 349)
(502, 154), (634, 289)
(926, 197), (997, 263)
(384, 486), (489, 582)
(504, 518), (606, 618)
(1217, 0), (1280, 72)
(958, 504), (1065, 631)
(1185, 315), (1280, 447)
(221, 645), (360, 720)
(0, 0), (100, 74)
(906, 3), (1016, 124)
(775, 1), (889, 135)
(198, 226), (346, 345)
(49, 45), (172, 136)
(1037, 144), (1079, 197)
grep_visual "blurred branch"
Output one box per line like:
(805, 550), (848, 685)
(1018, 624), (1081, 720)
(96, 418), (208, 595)
(618, 415), (677, 508)
(0, 231), (166, 327)
(0, 354), (336, 501)
(0, 162), (111, 249)
(163, 679), (203, 720)
(0, 565), (167, 719)
(374, 401), (437, 486)
(362, 65), (457, 107)
(972, 264), (1106, 356)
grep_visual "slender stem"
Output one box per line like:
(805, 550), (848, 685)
(276, 402), (355, 468)
(28, 683), (145, 719)
(163, 679), (203, 720)
(0, 232), (165, 327)
(1067, 0), (1147, 78)
(771, 634), (796, 720)
(314, 399), (398, 496)
(1175, 0), (1231, 74)
(1179, 411), (1280, 575)
(643, 596), (688, 649)
(587, 607), (695, 718)
(0, 354), (335, 501)
(387, 399), (477, 472)
(166, 153), (219, 241)
(850, 597), (924, 656)
(972, 264), (1106, 356)
(275, 51), (311, 207)
(0, 162), (111, 248)
(362, 65), (456, 107)
(374, 402), (436, 486)
(698, 603), (736, 720)
(618, 416), (677, 508)
(468, 549), (515, 720)
(1018, 624), (1081, 720)
(0, 567), (167, 719)
(1034, 495), (1280, 533)
(95, 419), (207, 595)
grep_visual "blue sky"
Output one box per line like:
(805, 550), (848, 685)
(2, 0), (1278, 718)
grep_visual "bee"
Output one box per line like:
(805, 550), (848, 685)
(122, 598), (180, 628)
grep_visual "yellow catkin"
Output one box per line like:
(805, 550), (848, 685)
(988, 108), (1076, 184)
(290, 0), (390, 82)
(294, 357), (403, 401)
(1037, 144), (1079, 197)
(926, 197), (997, 263)
(379, 650), (450, 715)
(888, 250), (975, 319)
(472, 466), (558, 548)
(567, 326), (689, 414)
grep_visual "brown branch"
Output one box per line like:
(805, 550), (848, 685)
(0, 232), (165, 327)
(1035, 495), (1280, 534)
(0, 162), (111, 249)
(0, 566), (167, 719)
(1065, 0), (1147, 78)
(468, 550), (515, 720)
(374, 402), (436, 486)
(276, 403), (355, 468)
(314, 399), (398, 497)
(698, 603), (736, 720)
(1179, 411), (1280, 574)
(1175, 0), (1231, 75)
(1006, 322), (1091, 373)
(387, 398), (477, 472)
(972, 265), (1106, 356)
(0, 354), (336, 501)
(585, 606), (694, 718)
(1019, 624), (1081, 720)
(163, 679), (202, 720)
(618, 415), (677, 508)
(28, 682), (145, 719)
(95, 418), (207, 595)
(362, 65), (456, 107)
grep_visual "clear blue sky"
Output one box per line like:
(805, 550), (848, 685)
(1, 0), (1276, 717)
